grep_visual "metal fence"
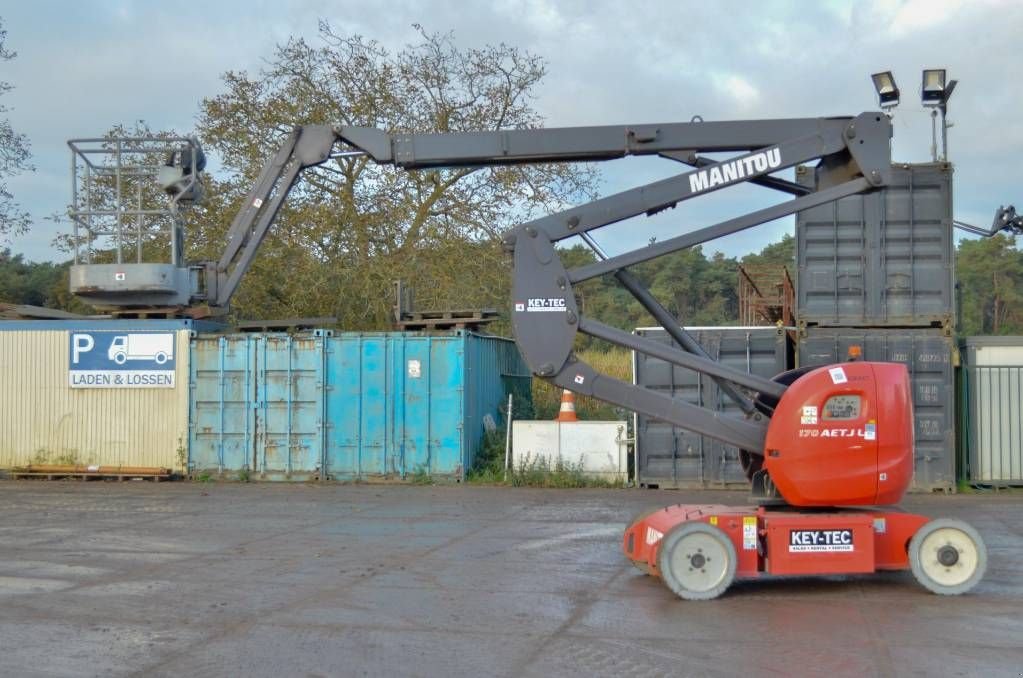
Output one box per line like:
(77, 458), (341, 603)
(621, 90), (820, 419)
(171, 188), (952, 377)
(962, 364), (1023, 485)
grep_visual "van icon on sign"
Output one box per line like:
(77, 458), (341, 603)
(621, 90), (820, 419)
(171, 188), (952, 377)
(107, 334), (174, 365)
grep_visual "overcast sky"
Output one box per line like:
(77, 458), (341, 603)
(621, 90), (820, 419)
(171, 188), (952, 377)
(2, 0), (1020, 263)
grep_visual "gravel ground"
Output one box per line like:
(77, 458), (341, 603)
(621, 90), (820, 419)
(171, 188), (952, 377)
(0, 482), (1020, 677)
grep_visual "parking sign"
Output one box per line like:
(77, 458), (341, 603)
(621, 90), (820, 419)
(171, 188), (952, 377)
(68, 331), (176, 388)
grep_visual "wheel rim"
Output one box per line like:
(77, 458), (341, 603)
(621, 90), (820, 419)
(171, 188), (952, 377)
(665, 531), (730, 594)
(917, 526), (980, 588)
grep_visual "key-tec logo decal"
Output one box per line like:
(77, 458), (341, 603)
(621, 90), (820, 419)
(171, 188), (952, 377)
(789, 529), (854, 553)
(519, 297), (567, 312)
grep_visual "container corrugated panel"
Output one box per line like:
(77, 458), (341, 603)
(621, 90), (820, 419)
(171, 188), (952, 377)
(799, 328), (955, 491)
(325, 333), (468, 479)
(189, 331), (530, 480)
(190, 334), (325, 479)
(463, 333), (532, 470)
(190, 335), (257, 475)
(0, 326), (191, 470)
(962, 336), (1023, 485)
(632, 327), (792, 489)
(796, 163), (954, 327)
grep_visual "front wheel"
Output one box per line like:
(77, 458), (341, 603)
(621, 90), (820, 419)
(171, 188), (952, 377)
(909, 518), (987, 595)
(657, 522), (736, 600)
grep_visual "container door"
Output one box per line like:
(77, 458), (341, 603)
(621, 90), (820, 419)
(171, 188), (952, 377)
(426, 336), (464, 476)
(324, 335), (389, 478)
(884, 334), (955, 490)
(189, 336), (256, 476)
(399, 336), (465, 476)
(878, 167), (954, 325)
(401, 338), (433, 475)
(254, 335), (324, 479)
(797, 188), (869, 325)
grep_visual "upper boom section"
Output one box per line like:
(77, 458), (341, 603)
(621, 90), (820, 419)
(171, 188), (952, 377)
(339, 115), (885, 168)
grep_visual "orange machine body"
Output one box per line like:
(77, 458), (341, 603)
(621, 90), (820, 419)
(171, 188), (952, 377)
(623, 504), (928, 579)
(762, 361), (914, 507)
(623, 362), (922, 582)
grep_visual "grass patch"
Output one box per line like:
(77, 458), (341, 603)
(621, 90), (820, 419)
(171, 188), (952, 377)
(507, 456), (625, 488)
(409, 464), (433, 485)
(468, 428), (625, 488)
(531, 347), (632, 420)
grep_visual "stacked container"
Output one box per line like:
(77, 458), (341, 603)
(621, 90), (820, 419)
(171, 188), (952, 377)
(795, 162), (957, 491)
(632, 326), (793, 489)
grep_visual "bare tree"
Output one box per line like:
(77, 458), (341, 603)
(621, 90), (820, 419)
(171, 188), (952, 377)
(194, 23), (598, 326)
(0, 18), (33, 239)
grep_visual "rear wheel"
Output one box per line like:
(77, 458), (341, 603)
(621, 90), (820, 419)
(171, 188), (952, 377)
(909, 518), (987, 595)
(657, 522), (736, 600)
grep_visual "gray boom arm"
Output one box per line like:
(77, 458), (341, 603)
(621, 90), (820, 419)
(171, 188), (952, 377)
(208, 112), (892, 453)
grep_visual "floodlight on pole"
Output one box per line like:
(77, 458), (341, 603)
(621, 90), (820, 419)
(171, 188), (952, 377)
(921, 69), (957, 161)
(871, 71), (900, 112)
(921, 69), (947, 106)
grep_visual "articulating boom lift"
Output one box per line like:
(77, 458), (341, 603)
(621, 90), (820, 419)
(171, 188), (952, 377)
(69, 112), (987, 599)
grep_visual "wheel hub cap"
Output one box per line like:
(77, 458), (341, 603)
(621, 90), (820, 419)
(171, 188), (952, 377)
(937, 545), (959, 567)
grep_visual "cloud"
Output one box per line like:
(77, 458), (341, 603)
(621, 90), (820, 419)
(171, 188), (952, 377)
(2, 0), (1021, 263)
(878, 0), (969, 38)
(712, 74), (761, 110)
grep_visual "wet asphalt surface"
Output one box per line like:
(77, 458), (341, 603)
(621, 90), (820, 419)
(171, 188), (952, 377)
(0, 482), (1020, 677)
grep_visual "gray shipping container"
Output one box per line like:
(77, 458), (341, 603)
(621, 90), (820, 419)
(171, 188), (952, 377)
(632, 326), (792, 489)
(796, 162), (954, 328)
(798, 328), (955, 492)
(961, 336), (1023, 485)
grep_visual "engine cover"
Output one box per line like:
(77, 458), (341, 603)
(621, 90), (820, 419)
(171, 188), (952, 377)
(763, 362), (913, 507)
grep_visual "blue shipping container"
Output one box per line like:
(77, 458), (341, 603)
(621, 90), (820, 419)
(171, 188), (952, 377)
(189, 331), (530, 480)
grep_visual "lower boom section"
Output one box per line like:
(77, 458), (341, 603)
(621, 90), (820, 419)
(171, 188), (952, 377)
(624, 504), (986, 600)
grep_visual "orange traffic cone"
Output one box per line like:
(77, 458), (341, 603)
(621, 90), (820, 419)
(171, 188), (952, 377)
(554, 389), (579, 422)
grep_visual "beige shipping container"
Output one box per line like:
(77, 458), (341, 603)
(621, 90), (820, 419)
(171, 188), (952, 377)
(0, 328), (191, 471)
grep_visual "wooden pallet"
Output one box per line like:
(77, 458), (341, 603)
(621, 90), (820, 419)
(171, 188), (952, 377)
(395, 309), (500, 331)
(10, 465), (172, 482)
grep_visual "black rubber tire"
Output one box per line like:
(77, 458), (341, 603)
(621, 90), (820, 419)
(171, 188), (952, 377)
(657, 521), (737, 601)
(909, 518), (987, 595)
